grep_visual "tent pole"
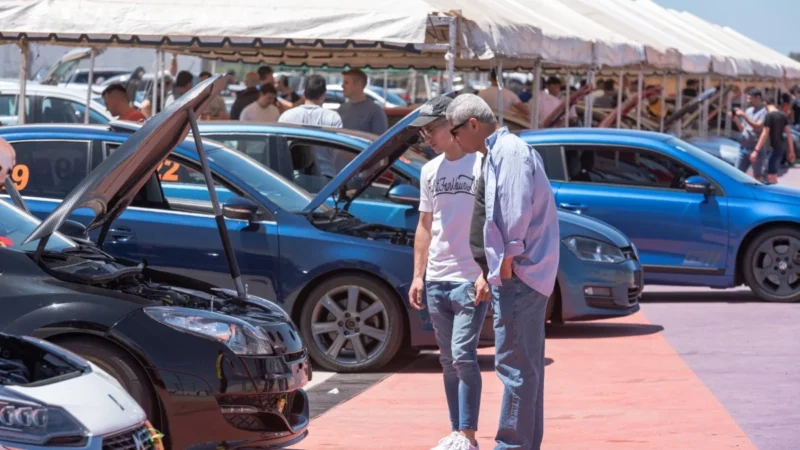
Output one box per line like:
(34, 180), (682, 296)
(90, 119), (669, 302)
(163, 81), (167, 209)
(447, 17), (456, 92)
(617, 71), (623, 128)
(211, 60), (217, 74)
(774, 77), (779, 104)
(659, 72), (667, 132)
(17, 39), (28, 125)
(153, 50), (160, 116)
(725, 82), (733, 136)
(716, 79), (724, 136)
(636, 69), (643, 130)
(565, 71), (571, 128)
(497, 60), (504, 127)
(703, 74), (711, 137)
(410, 69), (417, 104)
(531, 59), (542, 130)
(585, 68), (595, 128)
(160, 50), (167, 111)
(84, 48), (95, 124)
(383, 70), (388, 103)
(676, 73), (683, 138)
(438, 71), (443, 96)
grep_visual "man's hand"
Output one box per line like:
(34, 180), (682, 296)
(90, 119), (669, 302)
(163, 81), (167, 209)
(749, 150), (760, 164)
(500, 258), (514, 280)
(788, 150), (796, 164)
(474, 273), (491, 304)
(409, 277), (425, 310)
(735, 109), (747, 118)
(0, 138), (16, 184)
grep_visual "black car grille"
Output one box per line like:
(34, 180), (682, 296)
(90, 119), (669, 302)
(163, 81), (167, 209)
(217, 392), (299, 432)
(102, 425), (154, 450)
(628, 286), (642, 304)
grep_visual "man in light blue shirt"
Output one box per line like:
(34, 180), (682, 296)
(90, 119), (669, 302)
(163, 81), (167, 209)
(446, 93), (559, 450)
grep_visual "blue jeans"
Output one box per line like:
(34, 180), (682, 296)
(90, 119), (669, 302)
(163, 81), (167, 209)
(736, 145), (769, 179)
(427, 281), (490, 431)
(492, 276), (548, 450)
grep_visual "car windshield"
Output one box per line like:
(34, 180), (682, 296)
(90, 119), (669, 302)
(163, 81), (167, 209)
(206, 147), (331, 213)
(368, 87), (409, 107)
(397, 147), (428, 172)
(667, 137), (762, 185)
(0, 201), (75, 252)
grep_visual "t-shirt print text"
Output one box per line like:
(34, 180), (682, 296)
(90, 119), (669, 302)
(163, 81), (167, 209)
(430, 174), (477, 197)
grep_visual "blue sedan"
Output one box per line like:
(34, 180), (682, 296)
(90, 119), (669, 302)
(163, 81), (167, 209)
(194, 122), (644, 323)
(520, 128), (800, 302)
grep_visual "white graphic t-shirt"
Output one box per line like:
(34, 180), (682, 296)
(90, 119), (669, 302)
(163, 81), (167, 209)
(419, 152), (484, 282)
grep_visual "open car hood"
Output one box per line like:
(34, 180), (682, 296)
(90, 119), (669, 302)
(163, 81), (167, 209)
(38, 47), (106, 85)
(302, 92), (457, 213)
(24, 75), (227, 245)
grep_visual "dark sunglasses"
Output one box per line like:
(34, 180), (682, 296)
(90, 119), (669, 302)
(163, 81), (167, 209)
(449, 119), (469, 137)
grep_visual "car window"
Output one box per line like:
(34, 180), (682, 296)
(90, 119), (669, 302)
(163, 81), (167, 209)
(0, 200), (75, 252)
(202, 134), (292, 178)
(0, 95), (32, 124)
(563, 145), (698, 190)
(324, 90), (346, 105)
(7, 140), (91, 199)
(530, 145), (566, 181)
(71, 102), (110, 124)
(40, 97), (84, 123)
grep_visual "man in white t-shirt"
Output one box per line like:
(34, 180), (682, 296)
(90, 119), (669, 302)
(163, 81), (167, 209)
(534, 76), (578, 128)
(478, 70), (529, 117)
(240, 83), (281, 123)
(408, 96), (486, 450)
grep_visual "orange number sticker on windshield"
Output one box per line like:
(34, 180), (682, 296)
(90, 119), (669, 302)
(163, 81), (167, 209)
(11, 164), (29, 190)
(157, 160), (181, 182)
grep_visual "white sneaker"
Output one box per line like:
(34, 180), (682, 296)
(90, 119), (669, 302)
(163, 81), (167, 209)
(449, 434), (479, 450)
(430, 432), (459, 450)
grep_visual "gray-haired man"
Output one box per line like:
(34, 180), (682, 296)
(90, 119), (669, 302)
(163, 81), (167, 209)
(446, 93), (559, 450)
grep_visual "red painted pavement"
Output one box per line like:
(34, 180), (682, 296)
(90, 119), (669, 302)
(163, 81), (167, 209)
(292, 311), (755, 449)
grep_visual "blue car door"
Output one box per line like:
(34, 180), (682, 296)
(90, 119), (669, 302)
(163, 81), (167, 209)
(554, 144), (729, 281)
(116, 151), (282, 301)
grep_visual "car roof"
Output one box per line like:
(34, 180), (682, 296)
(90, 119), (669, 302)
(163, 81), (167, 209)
(197, 121), (378, 144)
(519, 127), (674, 144)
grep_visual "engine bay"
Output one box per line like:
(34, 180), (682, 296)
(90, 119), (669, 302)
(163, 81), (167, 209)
(0, 334), (84, 386)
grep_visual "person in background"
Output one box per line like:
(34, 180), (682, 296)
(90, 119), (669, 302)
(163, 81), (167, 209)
(730, 88), (768, 180)
(409, 96), (487, 450)
(683, 79), (699, 98)
(165, 70), (193, 107)
(644, 85), (666, 120)
(593, 79), (617, 109)
(790, 86), (800, 127)
(197, 71), (229, 120)
(751, 95), (796, 184)
(338, 68), (388, 135)
(518, 80), (534, 104)
(279, 75), (343, 178)
(447, 94), (559, 450)
(101, 84), (147, 123)
(230, 71), (260, 120)
(140, 75), (173, 118)
(258, 66), (296, 113)
(535, 76), (578, 128)
(277, 75), (301, 104)
(478, 70), (529, 117)
(240, 83), (281, 123)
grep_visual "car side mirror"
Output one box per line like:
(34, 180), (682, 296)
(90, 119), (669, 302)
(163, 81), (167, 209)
(58, 219), (89, 241)
(387, 184), (420, 207)
(222, 196), (260, 221)
(685, 175), (715, 196)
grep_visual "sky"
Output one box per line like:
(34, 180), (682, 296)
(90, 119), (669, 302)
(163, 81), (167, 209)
(655, 0), (799, 56)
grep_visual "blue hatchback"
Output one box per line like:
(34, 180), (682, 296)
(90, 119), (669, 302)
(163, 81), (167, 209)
(520, 128), (800, 302)
(194, 122), (643, 323)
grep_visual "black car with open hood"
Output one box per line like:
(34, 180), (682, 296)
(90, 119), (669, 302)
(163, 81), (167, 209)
(0, 76), (310, 450)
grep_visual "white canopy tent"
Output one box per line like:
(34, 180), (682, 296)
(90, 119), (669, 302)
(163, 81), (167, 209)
(716, 25), (800, 80)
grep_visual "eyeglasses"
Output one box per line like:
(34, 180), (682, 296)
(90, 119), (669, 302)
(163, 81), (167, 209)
(449, 119), (469, 137)
(418, 120), (447, 140)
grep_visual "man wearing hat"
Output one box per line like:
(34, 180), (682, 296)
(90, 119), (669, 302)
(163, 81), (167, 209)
(409, 96), (487, 450)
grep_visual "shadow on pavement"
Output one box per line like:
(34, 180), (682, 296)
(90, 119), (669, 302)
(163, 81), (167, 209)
(402, 353), (554, 374)
(545, 322), (664, 339)
(641, 289), (761, 304)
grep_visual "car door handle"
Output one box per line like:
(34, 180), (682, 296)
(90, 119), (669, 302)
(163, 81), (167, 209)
(559, 203), (588, 214)
(108, 227), (135, 242)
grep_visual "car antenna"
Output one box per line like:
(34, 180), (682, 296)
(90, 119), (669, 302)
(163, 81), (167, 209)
(187, 109), (248, 304)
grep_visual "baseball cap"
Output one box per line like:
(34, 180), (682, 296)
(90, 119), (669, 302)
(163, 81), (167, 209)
(410, 95), (453, 127)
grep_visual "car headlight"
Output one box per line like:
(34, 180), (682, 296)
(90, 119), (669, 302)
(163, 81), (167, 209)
(563, 236), (627, 263)
(144, 307), (273, 355)
(0, 397), (87, 446)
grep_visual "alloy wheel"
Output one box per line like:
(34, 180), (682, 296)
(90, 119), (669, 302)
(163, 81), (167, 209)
(751, 235), (800, 298)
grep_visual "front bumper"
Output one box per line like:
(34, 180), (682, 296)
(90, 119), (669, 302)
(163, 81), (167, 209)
(560, 256), (643, 321)
(1, 422), (163, 450)
(110, 309), (311, 450)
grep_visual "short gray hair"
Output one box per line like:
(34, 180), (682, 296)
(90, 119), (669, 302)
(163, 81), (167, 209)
(446, 93), (497, 125)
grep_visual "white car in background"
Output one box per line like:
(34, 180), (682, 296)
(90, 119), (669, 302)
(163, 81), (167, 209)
(0, 81), (111, 126)
(0, 333), (161, 450)
(311, 84), (408, 110)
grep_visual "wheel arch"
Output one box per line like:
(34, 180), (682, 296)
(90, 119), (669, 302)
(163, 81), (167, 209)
(735, 221), (800, 285)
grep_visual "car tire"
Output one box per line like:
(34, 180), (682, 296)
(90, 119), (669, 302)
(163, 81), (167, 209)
(743, 226), (800, 303)
(300, 274), (405, 373)
(52, 337), (158, 420)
